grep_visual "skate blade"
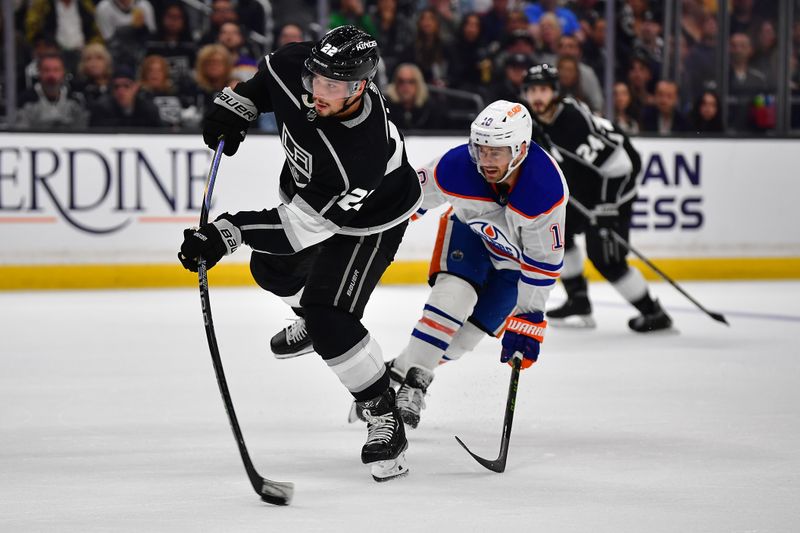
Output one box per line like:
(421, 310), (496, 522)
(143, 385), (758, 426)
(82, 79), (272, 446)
(272, 345), (315, 360)
(370, 453), (409, 482)
(548, 315), (596, 329)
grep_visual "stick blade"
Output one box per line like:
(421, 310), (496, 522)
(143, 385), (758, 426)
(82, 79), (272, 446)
(710, 312), (729, 326)
(260, 479), (294, 506)
(454, 436), (506, 473)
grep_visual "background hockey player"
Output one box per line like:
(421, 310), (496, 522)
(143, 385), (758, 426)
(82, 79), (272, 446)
(522, 63), (672, 333)
(360, 100), (568, 429)
(178, 26), (423, 481)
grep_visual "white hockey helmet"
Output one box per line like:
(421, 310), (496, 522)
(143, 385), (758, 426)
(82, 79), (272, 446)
(469, 100), (532, 183)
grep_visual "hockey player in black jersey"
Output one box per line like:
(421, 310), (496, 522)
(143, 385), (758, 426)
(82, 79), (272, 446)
(178, 26), (423, 481)
(522, 64), (672, 332)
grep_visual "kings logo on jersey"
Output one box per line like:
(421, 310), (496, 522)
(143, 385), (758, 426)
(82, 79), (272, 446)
(467, 221), (521, 260)
(282, 126), (313, 188)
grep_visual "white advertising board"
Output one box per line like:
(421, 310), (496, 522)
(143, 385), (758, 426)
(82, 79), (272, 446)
(0, 133), (798, 265)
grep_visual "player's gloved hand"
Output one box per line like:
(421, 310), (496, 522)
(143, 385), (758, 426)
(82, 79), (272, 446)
(178, 214), (242, 272)
(589, 203), (619, 229)
(202, 87), (258, 156)
(500, 312), (546, 369)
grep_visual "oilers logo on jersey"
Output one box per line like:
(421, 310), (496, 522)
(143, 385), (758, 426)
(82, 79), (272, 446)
(468, 220), (521, 260)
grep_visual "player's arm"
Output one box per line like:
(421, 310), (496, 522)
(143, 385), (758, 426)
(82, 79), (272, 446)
(411, 157), (448, 220)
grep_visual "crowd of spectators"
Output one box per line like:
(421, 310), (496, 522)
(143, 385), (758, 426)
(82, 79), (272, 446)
(1, 0), (797, 134)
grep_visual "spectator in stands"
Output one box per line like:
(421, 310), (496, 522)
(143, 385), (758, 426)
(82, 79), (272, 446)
(17, 52), (89, 130)
(199, 0), (239, 47)
(399, 8), (453, 86)
(72, 43), (113, 108)
(449, 12), (491, 92)
(217, 22), (258, 82)
(728, 32), (769, 131)
(427, 0), (458, 45)
(689, 89), (722, 133)
(193, 44), (235, 115)
(329, 0), (377, 36)
(613, 81), (640, 134)
(371, 0), (413, 77)
(145, 1), (197, 84)
(634, 10), (663, 77)
(139, 54), (200, 129)
(95, 0), (157, 66)
(274, 22), (304, 49)
(680, 0), (707, 47)
(385, 63), (443, 130)
(627, 53), (655, 114)
(582, 15), (606, 83)
(753, 20), (778, 87)
(641, 80), (688, 134)
(536, 13), (562, 65)
(525, 0), (581, 39)
(730, 0), (758, 37)
(90, 64), (163, 128)
(505, 10), (530, 35)
(488, 52), (531, 103)
(557, 34), (603, 113)
(682, 12), (717, 109)
(481, 0), (510, 47)
(22, 37), (60, 92)
(24, 0), (102, 75)
(556, 56), (584, 103)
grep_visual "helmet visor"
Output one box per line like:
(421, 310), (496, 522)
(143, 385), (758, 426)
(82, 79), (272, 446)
(301, 67), (362, 100)
(469, 143), (514, 181)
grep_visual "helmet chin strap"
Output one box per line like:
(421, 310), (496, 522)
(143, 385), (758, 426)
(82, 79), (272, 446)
(330, 81), (367, 118)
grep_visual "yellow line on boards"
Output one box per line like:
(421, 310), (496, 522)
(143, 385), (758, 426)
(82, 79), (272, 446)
(0, 258), (799, 290)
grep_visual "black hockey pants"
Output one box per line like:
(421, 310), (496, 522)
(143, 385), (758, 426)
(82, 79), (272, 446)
(564, 199), (634, 283)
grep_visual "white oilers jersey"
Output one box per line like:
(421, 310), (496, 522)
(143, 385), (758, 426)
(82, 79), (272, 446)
(417, 142), (568, 313)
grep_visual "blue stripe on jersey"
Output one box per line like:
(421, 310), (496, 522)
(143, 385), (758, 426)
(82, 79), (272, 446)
(520, 276), (557, 286)
(411, 329), (450, 351)
(508, 143), (566, 218)
(434, 145), (497, 201)
(522, 253), (563, 271)
(423, 304), (464, 326)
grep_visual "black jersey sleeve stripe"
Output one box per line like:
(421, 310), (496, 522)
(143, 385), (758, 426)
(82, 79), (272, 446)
(265, 54), (301, 110)
(316, 128), (350, 191)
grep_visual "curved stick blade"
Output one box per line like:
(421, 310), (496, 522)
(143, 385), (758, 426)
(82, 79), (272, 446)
(454, 435), (506, 473)
(260, 479), (294, 506)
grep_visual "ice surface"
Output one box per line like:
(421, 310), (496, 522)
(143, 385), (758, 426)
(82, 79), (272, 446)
(1, 281), (799, 532)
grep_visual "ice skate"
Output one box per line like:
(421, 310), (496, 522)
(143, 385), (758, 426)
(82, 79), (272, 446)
(628, 299), (673, 333)
(270, 318), (314, 359)
(348, 360), (404, 423)
(356, 388), (409, 482)
(396, 367), (434, 429)
(546, 298), (596, 328)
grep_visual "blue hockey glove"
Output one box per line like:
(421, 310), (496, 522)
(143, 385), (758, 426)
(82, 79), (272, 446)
(500, 312), (547, 369)
(178, 214), (241, 272)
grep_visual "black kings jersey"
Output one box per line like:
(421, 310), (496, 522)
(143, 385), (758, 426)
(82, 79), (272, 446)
(226, 42), (422, 254)
(537, 97), (641, 208)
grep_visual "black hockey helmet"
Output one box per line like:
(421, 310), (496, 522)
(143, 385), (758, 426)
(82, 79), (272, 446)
(304, 25), (379, 85)
(522, 63), (560, 94)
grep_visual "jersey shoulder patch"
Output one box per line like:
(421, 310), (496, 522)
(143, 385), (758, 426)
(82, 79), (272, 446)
(434, 144), (495, 201)
(508, 143), (566, 218)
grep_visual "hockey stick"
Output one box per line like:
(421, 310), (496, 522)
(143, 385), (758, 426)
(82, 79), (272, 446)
(454, 357), (521, 473)
(197, 138), (294, 505)
(568, 196), (728, 326)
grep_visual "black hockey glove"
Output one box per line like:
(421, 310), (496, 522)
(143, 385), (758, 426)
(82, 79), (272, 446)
(202, 87), (259, 156)
(589, 203), (619, 229)
(178, 214), (242, 272)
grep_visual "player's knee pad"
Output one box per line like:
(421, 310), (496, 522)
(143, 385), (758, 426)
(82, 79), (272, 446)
(427, 274), (479, 324)
(303, 305), (367, 359)
(610, 267), (648, 303)
(561, 246), (585, 279)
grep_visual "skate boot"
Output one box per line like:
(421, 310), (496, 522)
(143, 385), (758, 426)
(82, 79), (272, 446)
(396, 367), (434, 429)
(357, 388), (409, 482)
(270, 318), (314, 359)
(546, 297), (596, 328)
(628, 299), (673, 332)
(348, 360), (404, 423)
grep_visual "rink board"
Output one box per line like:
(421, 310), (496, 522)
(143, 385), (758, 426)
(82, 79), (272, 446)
(0, 133), (798, 288)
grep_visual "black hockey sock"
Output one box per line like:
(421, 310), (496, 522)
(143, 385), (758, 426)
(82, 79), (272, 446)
(631, 293), (658, 315)
(562, 275), (589, 301)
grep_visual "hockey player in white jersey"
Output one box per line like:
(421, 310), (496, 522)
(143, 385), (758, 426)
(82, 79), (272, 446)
(369, 100), (569, 428)
(522, 63), (672, 333)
